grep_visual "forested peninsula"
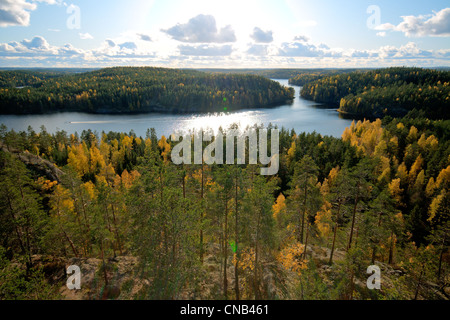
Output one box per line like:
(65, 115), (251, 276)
(0, 67), (294, 114)
(294, 67), (450, 120)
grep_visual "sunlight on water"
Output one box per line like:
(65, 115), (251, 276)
(0, 80), (354, 138)
(175, 111), (264, 135)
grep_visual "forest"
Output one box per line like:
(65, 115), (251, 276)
(295, 67), (450, 120)
(0, 67), (294, 114)
(288, 69), (366, 86)
(0, 112), (448, 300)
(199, 68), (361, 80)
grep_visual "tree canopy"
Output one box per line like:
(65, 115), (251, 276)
(0, 67), (294, 114)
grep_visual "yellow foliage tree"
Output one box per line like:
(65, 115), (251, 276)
(388, 178), (403, 205)
(277, 242), (308, 275)
(82, 181), (97, 200)
(315, 201), (332, 238)
(121, 169), (141, 189)
(409, 154), (424, 181)
(428, 190), (446, 222)
(377, 156), (391, 182)
(407, 126), (418, 142)
(96, 163), (116, 186)
(272, 193), (286, 220)
(89, 144), (106, 175)
(435, 165), (450, 189)
(287, 141), (296, 165)
(158, 136), (171, 163)
(67, 142), (89, 177)
(425, 177), (436, 197)
(397, 162), (408, 182)
(342, 119), (383, 156)
(37, 177), (58, 191)
(413, 170), (426, 191)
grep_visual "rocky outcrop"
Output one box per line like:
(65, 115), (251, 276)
(0, 142), (64, 182)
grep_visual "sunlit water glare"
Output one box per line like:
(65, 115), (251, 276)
(0, 80), (354, 138)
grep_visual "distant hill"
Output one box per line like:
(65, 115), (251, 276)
(295, 67), (450, 120)
(197, 68), (365, 80)
(0, 67), (294, 114)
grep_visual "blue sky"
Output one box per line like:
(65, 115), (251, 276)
(0, 0), (449, 68)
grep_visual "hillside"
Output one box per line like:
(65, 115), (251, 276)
(295, 67), (450, 119)
(0, 67), (294, 114)
(0, 116), (449, 300)
(198, 68), (362, 80)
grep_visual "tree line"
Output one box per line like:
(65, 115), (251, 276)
(0, 67), (294, 114)
(294, 67), (450, 120)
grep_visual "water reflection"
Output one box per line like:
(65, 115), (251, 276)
(0, 79), (354, 138)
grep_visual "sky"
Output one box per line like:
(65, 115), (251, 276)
(0, 0), (449, 68)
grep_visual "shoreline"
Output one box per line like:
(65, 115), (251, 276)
(0, 99), (295, 117)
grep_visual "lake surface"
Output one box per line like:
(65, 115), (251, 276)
(0, 80), (354, 138)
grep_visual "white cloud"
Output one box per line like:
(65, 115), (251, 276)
(376, 32), (386, 37)
(278, 41), (321, 57)
(34, 0), (61, 4)
(246, 44), (269, 56)
(350, 50), (377, 58)
(59, 43), (85, 56)
(293, 35), (309, 42)
(79, 33), (94, 40)
(277, 40), (341, 58)
(178, 44), (233, 56)
(250, 27), (273, 43)
(376, 8), (450, 37)
(105, 39), (116, 47)
(137, 33), (152, 42)
(0, 0), (36, 27)
(0, 35), (449, 68)
(162, 14), (236, 43)
(119, 42), (137, 50)
(378, 42), (434, 59)
(21, 35), (50, 49)
(0, 0), (61, 27)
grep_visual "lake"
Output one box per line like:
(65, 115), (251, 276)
(0, 79), (354, 138)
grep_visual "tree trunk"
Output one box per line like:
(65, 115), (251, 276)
(329, 202), (341, 265)
(18, 183), (33, 272)
(437, 232), (446, 280)
(253, 207), (262, 300)
(254, 241), (259, 299)
(53, 200), (79, 257)
(103, 202), (116, 257)
(300, 186), (307, 243)
(349, 269), (355, 300)
(75, 183), (92, 254)
(347, 191), (359, 251)
(62, 229), (79, 257)
(100, 239), (108, 286)
(223, 194), (228, 299)
(7, 195), (27, 261)
(182, 171), (186, 199)
(371, 211), (383, 264)
(234, 171), (240, 300)
(388, 231), (394, 265)
(414, 265), (425, 300)
(110, 204), (123, 255)
(200, 163), (204, 264)
(303, 222), (310, 261)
